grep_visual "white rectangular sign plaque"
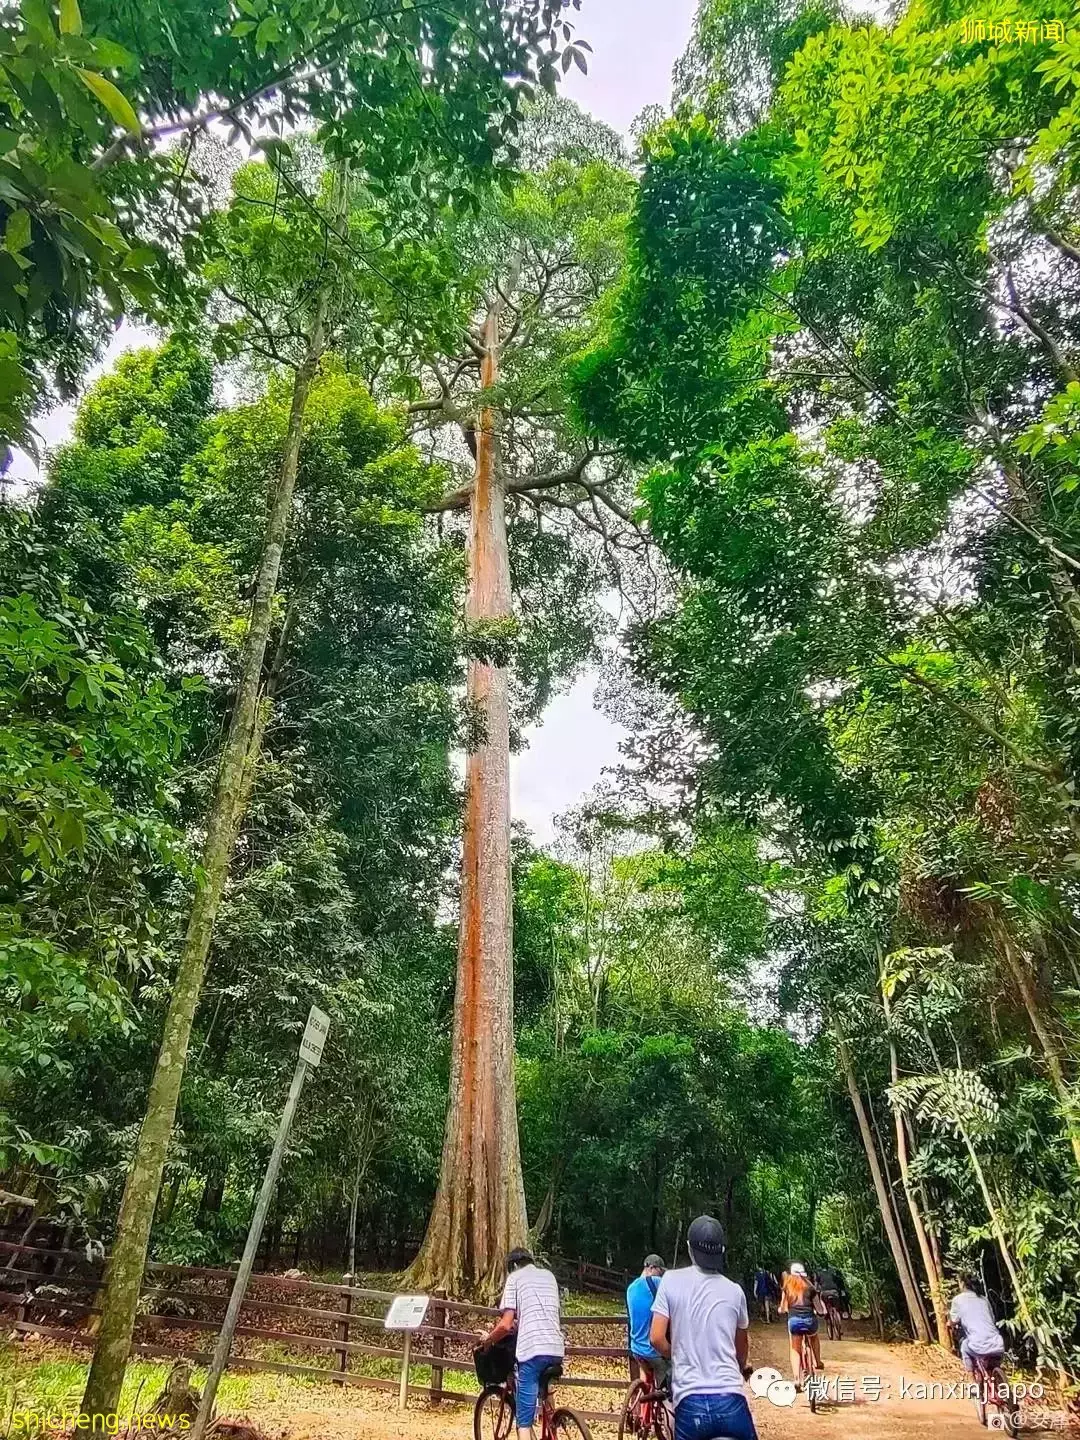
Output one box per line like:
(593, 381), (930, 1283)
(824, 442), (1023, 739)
(384, 1294), (430, 1331)
(299, 1005), (330, 1068)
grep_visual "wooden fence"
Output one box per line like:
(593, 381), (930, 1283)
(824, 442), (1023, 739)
(0, 1240), (632, 1426)
(550, 1254), (633, 1296)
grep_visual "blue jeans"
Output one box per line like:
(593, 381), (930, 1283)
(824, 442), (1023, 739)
(674, 1393), (758, 1440)
(515, 1354), (563, 1428)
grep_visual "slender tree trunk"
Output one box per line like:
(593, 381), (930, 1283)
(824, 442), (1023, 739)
(531, 1153), (564, 1248)
(81, 298), (328, 1419)
(922, 1173), (944, 1282)
(864, 1078), (926, 1331)
(407, 294), (527, 1300)
(834, 1023), (931, 1342)
(345, 1097), (377, 1279)
(881, 979), (949, 1345)
(914, 998), (1038, 1333)
(991, 915), (1080, 1172)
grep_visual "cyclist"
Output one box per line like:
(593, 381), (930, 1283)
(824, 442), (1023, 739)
(626, 1254), (669, 1389)
(778, 1262), (822, 1389)
(814, 1263), (848, 1328)
(480, 1248), (566, 1440)
(948, 1273), (1006, 1377)
(648, 1215), (758, 1440)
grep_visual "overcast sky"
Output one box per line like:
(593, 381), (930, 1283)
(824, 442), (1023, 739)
(511, 0), (698, 843)
(10, 0), (700, 845)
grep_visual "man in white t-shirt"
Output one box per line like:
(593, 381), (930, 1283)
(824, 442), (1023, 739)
(948, 1274), (1006, 1372)
(480, 1249), (565, 1440)
(649, 1216), (757, 1440)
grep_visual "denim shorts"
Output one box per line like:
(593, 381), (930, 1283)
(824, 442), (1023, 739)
(515, 1354), (563, 1428)
(788, 1314), (818, 1335)
(674, 1392), (758, 1440)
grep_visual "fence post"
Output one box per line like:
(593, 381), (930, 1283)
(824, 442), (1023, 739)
(430, 1291), (446, 1406)
(398, 1330), (412, 1411)
(335, 1288), (353, 1382)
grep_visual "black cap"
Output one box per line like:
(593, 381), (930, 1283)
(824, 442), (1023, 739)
(507, 1248), (534, 1272)
(687, 1215), (727, 1272)
(643, 1254), (666, 1272)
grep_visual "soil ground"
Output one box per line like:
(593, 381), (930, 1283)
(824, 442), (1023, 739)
(5, 1320), (1071, 1437)
(229, 1322), (1070, 1440)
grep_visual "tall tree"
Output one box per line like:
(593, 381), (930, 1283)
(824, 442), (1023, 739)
(384, 104), (645, 1297)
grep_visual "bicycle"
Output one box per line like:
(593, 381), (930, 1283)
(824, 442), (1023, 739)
(474, 1363), (594, 1440)
(821, 1293), (843, 1342)
(617, 1370), (672, 1440)
(970, 1353), (1018, 1434)
(792, 1331), (824, 1413)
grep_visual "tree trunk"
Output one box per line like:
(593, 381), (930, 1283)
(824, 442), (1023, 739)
(407, 295), (527, 1300)
(80, 297), (328, 1420)
(881, 978), (950, 1345)
(863, 1081), (923, 1314)
(834, 1023), (931, 1342)
(865, 1076), (931, 1338)
(346, 1099), (376, 1279)
(991, 914), (1080, 1173)
(531, 1153), (563, 1249)
(913, 997), (1039, 1335)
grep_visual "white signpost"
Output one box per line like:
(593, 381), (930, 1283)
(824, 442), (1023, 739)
(385, 1293), (430, 1410)
(191, 1005), (330, 1440)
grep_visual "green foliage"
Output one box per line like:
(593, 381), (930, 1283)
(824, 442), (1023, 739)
(2, 337), (463, 1243)
(0, 0), (589, 451)
(0, 509), (187, 1170)
(513, 816), (814, 1273)
(573, 0), (1080, 1363)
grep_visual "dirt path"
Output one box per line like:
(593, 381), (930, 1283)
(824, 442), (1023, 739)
(238, 1323), (1066, 1439)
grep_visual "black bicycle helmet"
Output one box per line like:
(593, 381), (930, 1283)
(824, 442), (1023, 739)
(687, 1215), (727, 1272)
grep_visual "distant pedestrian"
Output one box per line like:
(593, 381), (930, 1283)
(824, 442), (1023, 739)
(753, 1267), (775, 1323)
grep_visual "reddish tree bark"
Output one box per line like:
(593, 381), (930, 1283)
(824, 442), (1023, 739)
(408, 300), (528, 1299)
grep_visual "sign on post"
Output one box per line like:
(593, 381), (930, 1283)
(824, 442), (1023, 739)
(190, 1003), (331, 1440)
(299, 1005), (330, 1068)
(384, 1294), (430, 1331)
(385, 1294), (430, 1411)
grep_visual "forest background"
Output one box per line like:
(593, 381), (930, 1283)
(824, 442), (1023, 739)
(2, 0), (1080, 1407)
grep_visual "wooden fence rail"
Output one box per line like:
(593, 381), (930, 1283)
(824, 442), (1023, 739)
(0, 1241), (632, 1426)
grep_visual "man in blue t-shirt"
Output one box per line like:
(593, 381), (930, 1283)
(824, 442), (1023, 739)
(626, 1254), (669, 1388)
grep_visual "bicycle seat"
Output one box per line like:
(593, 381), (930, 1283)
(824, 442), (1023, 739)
(539, 1362), (564, 1395)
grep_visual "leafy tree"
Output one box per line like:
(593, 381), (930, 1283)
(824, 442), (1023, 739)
(0, 511), (186, 1176)
(574, 0), (1080, 1367)
(0, 0), (587, 451)
(356, 101), (649, 1299)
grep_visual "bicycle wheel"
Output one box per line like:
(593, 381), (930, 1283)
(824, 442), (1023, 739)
(652, 1395), (673, 1440)
(475, 1386), (514, 1440)
(988, 1367), (1018, 1434)
(551, 1406), (594, 1440)
(617, 1381), (647, 1440)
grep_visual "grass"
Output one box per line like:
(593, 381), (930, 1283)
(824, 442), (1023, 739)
(0, 1342), (309, 1432)
(0, 1279), (619, 1432)
(561, 1290), (626, 1318)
